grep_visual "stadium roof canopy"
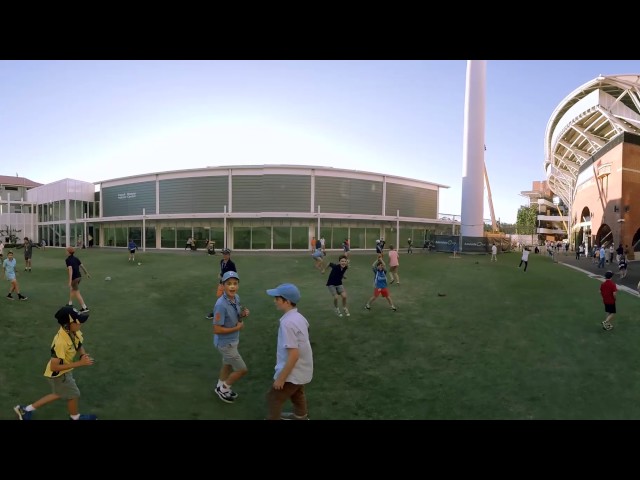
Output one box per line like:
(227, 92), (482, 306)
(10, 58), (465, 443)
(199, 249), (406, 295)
(544, 74), (640, 207)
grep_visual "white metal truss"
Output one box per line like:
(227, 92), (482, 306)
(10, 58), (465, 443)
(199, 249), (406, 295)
(544, 74), (640, 208)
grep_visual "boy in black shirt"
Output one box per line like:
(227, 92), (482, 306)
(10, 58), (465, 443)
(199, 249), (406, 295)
(325, 255), (349, 317)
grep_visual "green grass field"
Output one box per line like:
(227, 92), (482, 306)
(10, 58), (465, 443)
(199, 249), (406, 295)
(2, 247), (639, 420)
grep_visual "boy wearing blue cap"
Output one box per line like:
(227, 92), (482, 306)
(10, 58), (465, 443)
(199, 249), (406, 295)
(265, 283), (313, 420)
(213, 271), (250, 403)
(14, 306), (96, 420)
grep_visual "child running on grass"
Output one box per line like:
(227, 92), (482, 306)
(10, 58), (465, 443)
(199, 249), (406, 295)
(365, 258), (396, 312)
(14, 306), (96, 420)
(325, 254), (349, 317)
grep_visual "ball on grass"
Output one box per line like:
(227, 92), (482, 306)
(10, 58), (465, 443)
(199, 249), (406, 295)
(138, 262), (142, 266)
(105, 276), (112, 281)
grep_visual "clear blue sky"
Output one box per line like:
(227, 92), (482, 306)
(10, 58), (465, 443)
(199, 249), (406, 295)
(1, 60), (639, 223)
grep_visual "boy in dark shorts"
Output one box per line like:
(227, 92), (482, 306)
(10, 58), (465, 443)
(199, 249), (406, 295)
(66, 247), (91, 313)
(600, 270), (617, 331)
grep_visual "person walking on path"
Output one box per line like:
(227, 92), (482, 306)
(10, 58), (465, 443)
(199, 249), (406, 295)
(65, 247), (90, 313)
(600, 270), (617, 331)
(14, 306), (96, 420)
(598, 245), (606, 268)
(265, 283), (313, 420)
(618, 254), (628, 279)
(4, 251), (28, 300)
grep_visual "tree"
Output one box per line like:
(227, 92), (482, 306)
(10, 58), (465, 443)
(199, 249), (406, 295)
(516, 205), (537, 235)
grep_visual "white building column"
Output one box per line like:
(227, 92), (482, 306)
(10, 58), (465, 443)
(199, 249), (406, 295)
(461, 60), (486, 238)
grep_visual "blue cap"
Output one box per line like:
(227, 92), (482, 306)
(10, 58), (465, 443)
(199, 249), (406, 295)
(221, 271), (239, 283)
(266, 283), (301, 304)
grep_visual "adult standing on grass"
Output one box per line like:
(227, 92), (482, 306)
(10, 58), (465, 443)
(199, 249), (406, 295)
(325, 254), (349, 317)
(14, 306), (96, 420)
(265, 283), (313, 420)
(600, 270), (617, 331)
(491, 243), (498, 262)
(213, 271), (250, 404)
(66, 247), (90, 313)
(388, 244), (400, 284)
(407, 237), (413, 254)
(4, 251), (28, 300)
(128, 239), (137, 262)
(518, 246), (530, 272)
(206, 248), (237, 319)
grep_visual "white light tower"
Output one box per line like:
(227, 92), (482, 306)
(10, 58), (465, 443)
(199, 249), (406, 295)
(461, 60), (486, 238)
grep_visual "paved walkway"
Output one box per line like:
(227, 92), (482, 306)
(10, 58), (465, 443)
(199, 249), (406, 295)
(550, 251), (640, 297)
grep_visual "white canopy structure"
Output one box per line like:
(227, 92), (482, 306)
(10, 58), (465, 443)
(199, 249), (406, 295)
(544, 74), (640, 208)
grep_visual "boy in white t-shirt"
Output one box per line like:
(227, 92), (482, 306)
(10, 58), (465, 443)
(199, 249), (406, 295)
(518, 247), (530, 272)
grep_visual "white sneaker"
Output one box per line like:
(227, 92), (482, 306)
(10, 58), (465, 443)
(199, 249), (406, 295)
(281, 412), (309, 420)
(343, 308), (350, 317)
(335, 308), (343, 317)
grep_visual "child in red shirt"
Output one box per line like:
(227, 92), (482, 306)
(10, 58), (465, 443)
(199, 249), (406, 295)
(600, 271), (617, 331)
